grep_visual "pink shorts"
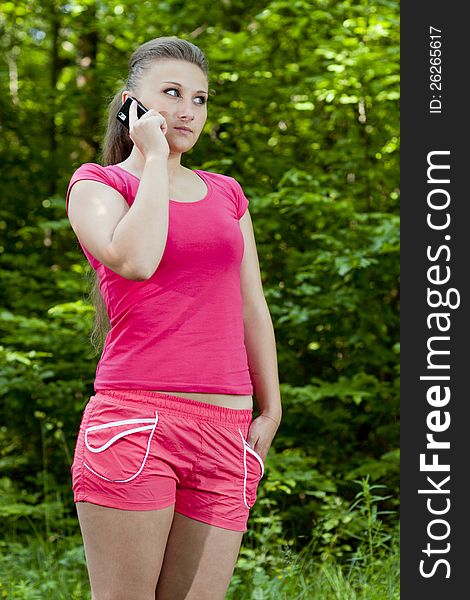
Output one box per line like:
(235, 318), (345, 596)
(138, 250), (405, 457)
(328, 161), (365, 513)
(70, 389), (265, 532)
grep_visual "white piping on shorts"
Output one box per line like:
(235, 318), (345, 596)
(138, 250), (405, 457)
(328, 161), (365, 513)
(238, 428), (265, 510)
(83, 411), (159, 483)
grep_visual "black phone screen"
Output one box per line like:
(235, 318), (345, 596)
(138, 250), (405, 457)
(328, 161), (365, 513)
(116, 96), (149, 130)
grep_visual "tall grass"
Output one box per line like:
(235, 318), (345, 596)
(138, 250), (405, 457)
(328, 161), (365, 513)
(0, 530), (399, 599)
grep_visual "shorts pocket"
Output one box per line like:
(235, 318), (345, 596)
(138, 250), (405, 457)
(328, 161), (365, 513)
(82, 399), (159, 483)
(238, 428), (265, 509)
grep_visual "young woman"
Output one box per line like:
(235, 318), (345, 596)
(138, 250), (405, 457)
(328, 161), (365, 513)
(66, 36), (282, 600)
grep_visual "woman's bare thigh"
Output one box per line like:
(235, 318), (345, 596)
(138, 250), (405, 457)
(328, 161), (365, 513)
(155, 512), (245, 600)
(76, 501), (175, 600)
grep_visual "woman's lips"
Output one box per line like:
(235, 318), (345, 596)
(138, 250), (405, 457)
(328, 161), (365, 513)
(174, 127), (192, 135)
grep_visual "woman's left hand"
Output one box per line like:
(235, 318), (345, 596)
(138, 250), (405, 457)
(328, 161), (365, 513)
(246, 413), (281, 462)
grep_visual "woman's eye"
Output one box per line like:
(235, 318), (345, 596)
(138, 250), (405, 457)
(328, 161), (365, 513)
(165, 88), (179, 97)
(164, 88), (207, 105)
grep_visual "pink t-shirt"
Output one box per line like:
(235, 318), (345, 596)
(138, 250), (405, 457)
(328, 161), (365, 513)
(65, 162), (253, 395)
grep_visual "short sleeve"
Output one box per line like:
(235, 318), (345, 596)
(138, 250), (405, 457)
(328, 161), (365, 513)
(65, 163), (120, 216)
(230, 177), (250, 220)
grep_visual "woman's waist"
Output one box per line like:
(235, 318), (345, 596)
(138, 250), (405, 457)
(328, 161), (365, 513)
(149, 390), (253, 409)
(93, 388), (254, 414)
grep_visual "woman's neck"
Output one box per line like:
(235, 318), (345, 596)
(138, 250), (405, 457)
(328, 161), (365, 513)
(121, 149), (186, 180)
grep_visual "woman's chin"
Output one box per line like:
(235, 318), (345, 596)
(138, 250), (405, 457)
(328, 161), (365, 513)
(169, 138), (195, 152)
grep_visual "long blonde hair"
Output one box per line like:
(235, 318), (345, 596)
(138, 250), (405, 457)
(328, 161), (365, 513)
(85, 36), (209, 355)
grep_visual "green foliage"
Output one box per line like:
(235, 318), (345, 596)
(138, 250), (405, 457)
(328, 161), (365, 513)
(1, 0), (399, 592)
(0, 480), (400, 598)
(228, 476), (399, 598)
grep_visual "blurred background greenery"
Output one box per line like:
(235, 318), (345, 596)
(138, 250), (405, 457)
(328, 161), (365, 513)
(0, 0), (399, 597)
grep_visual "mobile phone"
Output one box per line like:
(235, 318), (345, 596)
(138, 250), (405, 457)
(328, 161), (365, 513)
(116, 96), (149, 130)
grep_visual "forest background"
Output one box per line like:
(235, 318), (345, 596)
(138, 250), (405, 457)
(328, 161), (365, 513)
(0, 0), (400, 598)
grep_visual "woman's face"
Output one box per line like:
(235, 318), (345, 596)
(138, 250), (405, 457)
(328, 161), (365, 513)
(124, 59), (209, 154)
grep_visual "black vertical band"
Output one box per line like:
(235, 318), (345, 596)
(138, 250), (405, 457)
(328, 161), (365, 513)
(401, 2), (469, 596)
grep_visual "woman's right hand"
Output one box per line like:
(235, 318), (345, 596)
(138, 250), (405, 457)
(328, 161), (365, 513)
(128, 98), (170, 159)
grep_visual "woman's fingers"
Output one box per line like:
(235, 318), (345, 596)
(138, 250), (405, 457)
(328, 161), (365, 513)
(129, 98), (137, 130)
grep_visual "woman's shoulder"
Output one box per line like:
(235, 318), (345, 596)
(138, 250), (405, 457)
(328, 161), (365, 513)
(194, 168), (242, 189)
(71, 161), (118, 179)
(195, 169), (249, 219)
(66, 162), (129, 214)
(70, 162), (135, 192)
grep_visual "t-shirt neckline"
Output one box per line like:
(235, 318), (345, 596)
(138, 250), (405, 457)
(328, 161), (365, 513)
(109, 163), (212, 204)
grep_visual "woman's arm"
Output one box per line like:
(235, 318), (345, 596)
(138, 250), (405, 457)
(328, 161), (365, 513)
(67, 155), (169, 281)
(239, 209), (282, 458)
(110, 155), (170, 279)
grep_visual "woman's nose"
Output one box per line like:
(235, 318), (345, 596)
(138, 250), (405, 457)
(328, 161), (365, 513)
(177, 100), (195, 119)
